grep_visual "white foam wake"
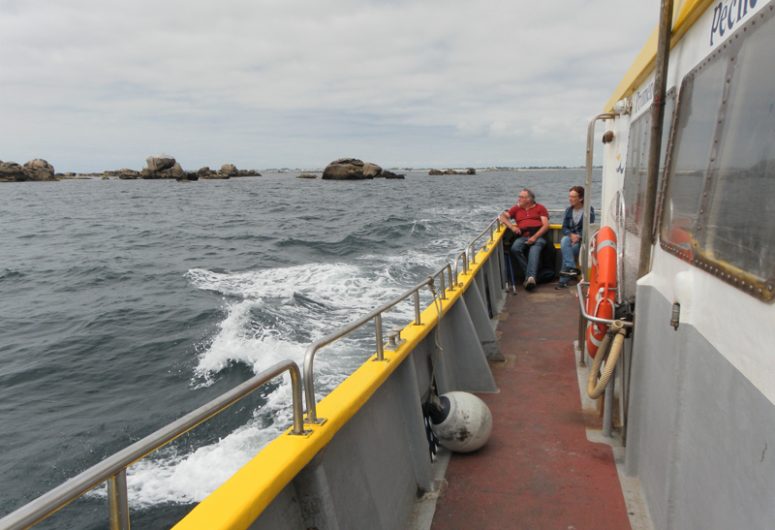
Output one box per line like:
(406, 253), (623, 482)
(122, 243), (466, 508)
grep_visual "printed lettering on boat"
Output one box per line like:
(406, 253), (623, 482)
(710, 0), (757, 45)
(633, 80), (654, 114)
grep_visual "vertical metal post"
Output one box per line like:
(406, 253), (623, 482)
(108, 470), (130, 530)
(439, 271), (447, 300)
(469, 244), (476, 265)
(579, 114), (614, 364)
(413, 291), (421, 325)
(497, 240), (506, 288)
(447, 265), (454, 291)
(375, 314), (384, 361)
(638, 0), (674, 279)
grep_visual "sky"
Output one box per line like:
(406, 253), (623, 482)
(0, 0), (657, 172)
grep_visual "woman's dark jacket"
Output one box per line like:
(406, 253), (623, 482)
(561, 206), (595, 236)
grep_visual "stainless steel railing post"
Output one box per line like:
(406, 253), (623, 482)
(108, 470), (130, 530)
(375, 314), (384, 361)
(413, 291), (421, 325)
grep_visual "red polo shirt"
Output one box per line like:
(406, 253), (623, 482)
(507, 203), (549, 233)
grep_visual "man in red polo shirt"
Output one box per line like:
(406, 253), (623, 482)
(498, 188), (550, 291)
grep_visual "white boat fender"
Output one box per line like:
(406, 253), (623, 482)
(428, 391), (492, 453)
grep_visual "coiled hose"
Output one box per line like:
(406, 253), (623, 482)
(587, 320), (626, 399)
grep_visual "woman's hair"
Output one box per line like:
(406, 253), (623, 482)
(569, 185), (585, 203)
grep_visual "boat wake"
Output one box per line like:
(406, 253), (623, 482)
(118, 249), (450, 507)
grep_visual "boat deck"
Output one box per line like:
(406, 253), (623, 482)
(431, 285), (633, 530)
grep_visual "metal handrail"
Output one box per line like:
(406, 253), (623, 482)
(467, 218), (501, 264)
(303, 270), (442, 424)
(3, 217), (506, 527)
(453, 217), (502, 280)
(578, 112), (617, 363)
(576, 281), (633, 328)
(0, 360), (304, 530)
(452, 250), (468, 280)
(303, 217), (503, 424)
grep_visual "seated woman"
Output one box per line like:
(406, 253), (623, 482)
(556, 186), (595, 289)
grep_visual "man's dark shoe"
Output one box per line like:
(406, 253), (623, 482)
(524, 276), (536, 291)
(560, 268), (581, 277)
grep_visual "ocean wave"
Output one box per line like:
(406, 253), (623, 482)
(0, 268), (25, 281)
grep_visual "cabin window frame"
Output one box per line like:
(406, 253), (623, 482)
(658, 5), (775, 302)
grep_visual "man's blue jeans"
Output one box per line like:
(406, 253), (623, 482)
(510, 236), (545, 280)
(559, 235), (580, 285)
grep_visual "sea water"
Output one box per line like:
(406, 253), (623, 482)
(0, 168), (599, 528)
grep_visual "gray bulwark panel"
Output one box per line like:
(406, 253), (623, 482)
(433, 296), (497, 394)
(248, 484), (304, 530)
(625, 285), (775, 530)
(251, 343), (442, 530)
(462, 280), (500, 359)
(251, 269), (501, 528)
(485, 255), (506, 317)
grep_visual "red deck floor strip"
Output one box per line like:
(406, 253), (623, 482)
(431, 287), (632, 530)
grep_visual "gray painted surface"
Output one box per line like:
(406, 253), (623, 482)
(248, 485), (304, 530)
(252, 369), (424, 530)
(625, 285), (775, 530)
(435, 296), (497, 393)
(462, 281), (499, 358)
(250, 252), (503, 529)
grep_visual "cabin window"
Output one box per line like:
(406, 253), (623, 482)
(623, 111), (650, 235)
(660, 8), (775, 301)
(624, 93), (676, 237)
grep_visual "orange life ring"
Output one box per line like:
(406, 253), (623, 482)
(585, 226), (618, 358)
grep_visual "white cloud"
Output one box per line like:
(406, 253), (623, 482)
(0, 0), (656, 171)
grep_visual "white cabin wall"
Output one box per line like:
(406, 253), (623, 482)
(620, 2), (775, 529)
(600, 115), (628, 229)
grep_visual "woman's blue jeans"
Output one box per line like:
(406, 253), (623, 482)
(510, 236), (545, 279)
(560, 235), (580, 270)
(559, 235), (580, 284)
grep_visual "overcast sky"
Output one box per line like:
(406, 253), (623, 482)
(0, 1), (657, 172)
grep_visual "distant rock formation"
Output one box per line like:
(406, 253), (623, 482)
(177, 172), (199, 182)
(321, 159), (405, 180)
(0, 161), (26, 182)
(428, 168), (476, 175)
(297, 173), (317, 179)
(141, 155), (184, 179)
(106, 168), (140, 180)
(323, 158), (371, 180)
(220, 163), (238, 177)
(145, 154), (176, 172)
(363, 162), (383, 178)
(0, 159), (57, 182)
(196, 166), (227, 179)
(192, 164), (261, 179)
(1, 155), (262, 182)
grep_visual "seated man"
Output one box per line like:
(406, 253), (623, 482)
(557, 185), (595, 289)
(498, 188), (550, 291)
